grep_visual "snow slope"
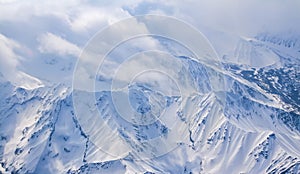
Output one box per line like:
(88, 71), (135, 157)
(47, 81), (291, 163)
(0, 33), (300, 173)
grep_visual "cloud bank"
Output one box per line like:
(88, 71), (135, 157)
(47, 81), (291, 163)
(38, 32), (80, 57)
(0, 0), (298, 85)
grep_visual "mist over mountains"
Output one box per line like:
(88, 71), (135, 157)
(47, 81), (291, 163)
(0, 1), (299, 173)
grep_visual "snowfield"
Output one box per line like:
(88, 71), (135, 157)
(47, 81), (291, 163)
(0, 32), (299, 173)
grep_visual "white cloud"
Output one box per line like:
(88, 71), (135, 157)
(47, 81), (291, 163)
(0, 0), (18, 3)
(68, 7), (131, 32)
(0, 0), (299, 85)
(73, 17), (161, 91)
(124, 0), (300, 60)
(156, 0), (300, 36)
(0, 0), (135, 33)
(0, 34), (43, 89)
(38, 32), (81, 57)
(0, 33), (20, 72)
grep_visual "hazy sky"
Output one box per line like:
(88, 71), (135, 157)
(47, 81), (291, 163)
(0, 0), (299, 86)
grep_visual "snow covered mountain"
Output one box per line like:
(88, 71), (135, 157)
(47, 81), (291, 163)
(0, 32), (299, 174)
